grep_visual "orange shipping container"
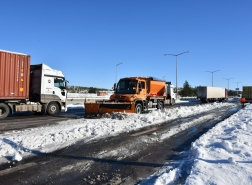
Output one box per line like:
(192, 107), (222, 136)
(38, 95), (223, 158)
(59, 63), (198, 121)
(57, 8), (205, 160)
(0, 50), (30, 100)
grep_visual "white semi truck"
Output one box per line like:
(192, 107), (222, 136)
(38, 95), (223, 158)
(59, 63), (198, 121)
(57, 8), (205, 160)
(165, 82), (176, 105)
(0, 50), (67, 119)
(197, 86), (228, 103)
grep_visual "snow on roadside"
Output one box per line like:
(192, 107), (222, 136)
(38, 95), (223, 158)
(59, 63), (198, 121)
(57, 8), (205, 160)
(185, 104), (252, 184)
(0, 102), (236, 165)
(141, 104), (252, 185)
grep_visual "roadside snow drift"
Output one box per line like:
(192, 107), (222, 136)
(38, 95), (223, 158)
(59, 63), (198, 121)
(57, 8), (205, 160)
(0, 102), (233, 165)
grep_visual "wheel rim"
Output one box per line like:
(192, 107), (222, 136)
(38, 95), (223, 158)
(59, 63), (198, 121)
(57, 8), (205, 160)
(47, 103), (58, 114)
(136, 104), (141, 113)
(50, 106), (56, 112)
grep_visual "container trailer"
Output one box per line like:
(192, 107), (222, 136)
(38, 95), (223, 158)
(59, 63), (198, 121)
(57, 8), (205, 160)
(197, 86), (228, 103)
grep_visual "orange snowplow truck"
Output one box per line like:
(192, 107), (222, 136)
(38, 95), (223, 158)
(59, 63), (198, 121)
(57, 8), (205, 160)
(84, 76), (174, 117)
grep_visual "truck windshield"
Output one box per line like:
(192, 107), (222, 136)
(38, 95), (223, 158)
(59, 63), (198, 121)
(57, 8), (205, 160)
(54, 78), (66, 89)
(116, 79), (137, 94)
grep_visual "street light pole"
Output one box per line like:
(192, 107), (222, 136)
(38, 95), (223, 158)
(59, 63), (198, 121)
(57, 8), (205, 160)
(164, 51), (189, 99)
(115, 62), (123, 83)
(223, 78), (233, 90)
(205, 70), (220, 87)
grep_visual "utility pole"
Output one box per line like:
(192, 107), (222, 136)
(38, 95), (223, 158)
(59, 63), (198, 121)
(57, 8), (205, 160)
(115, 62), (123, 83)
(164, 51), (189, 99)
(223, 78), (233, 91)
(205, 70), (220, 87)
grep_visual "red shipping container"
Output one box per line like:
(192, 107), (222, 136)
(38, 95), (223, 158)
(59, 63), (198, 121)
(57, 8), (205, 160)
(0, 50), (30, 100)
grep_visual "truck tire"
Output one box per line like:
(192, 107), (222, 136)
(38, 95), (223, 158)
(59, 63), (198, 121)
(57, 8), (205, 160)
(0, 103), (10, 119)
(135, 103), (142, 114)
(157, 101), (164, 110)
(47, 102), (59, 116)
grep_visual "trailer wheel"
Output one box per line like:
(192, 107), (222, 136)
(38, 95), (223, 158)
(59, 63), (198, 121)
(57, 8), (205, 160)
(135, 103), (142, 114)
(47, 102), (59, 116)
(0, 103), (10, 119)
(157, 101), (164, 110)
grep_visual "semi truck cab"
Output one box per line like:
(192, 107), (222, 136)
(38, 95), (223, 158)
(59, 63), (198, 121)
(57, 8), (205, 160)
(30, 64), (68, 113)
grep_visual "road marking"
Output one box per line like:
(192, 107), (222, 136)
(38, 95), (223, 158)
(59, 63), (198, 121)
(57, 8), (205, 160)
(131, 127), (158, 136)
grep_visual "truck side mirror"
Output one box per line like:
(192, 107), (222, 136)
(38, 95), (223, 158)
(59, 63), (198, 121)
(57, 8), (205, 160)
(113, 83), (117, 90)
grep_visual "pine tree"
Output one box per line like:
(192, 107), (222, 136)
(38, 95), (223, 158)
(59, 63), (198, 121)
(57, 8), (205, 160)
(180, 80), (194, 97)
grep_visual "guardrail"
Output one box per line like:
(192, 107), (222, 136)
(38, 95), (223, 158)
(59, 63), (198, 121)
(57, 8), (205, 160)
(67, 96), (110, 104)
(68, 96), (109, 100)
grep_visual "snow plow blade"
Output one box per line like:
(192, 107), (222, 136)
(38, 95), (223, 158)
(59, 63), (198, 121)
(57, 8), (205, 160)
(84, 101), (135, 118)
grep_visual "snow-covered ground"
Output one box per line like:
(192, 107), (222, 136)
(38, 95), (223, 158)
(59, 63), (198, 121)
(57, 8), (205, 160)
(1, 98), (251, 184)
(141, 102), (252, 185)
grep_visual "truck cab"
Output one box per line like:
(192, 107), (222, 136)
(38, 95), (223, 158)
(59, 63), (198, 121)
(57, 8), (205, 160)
(30, 64), (68, 114)
(111, 78), (146, 102)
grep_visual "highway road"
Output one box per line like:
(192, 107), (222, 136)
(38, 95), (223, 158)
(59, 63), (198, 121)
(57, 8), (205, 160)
(0, 101), (242, 185)
(0, 99), (198, 133)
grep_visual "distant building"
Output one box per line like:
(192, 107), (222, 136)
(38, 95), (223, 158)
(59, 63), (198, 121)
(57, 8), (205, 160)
(97, 90), (114, 96)
(97, 91), (107, 96)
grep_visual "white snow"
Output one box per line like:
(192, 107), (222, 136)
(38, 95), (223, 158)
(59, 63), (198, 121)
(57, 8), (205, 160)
(0, 98), (251, 184)
(141, 101), (252, 185)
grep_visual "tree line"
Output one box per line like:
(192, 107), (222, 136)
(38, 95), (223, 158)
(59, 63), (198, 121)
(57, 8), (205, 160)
(67, 85), (110, 94)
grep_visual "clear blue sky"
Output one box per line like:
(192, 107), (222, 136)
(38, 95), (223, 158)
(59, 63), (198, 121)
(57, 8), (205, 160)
(1, 0), (251, 90)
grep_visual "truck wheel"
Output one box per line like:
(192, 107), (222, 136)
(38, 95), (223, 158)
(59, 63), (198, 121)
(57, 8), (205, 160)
(47, 102), (59, 116)
(157, 101), (164, 110)
(0, 103), (10, 119)
(135, 103), (142, 114)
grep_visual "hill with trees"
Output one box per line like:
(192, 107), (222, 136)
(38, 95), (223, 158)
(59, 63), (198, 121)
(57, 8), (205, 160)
(66, 85), (111, 93)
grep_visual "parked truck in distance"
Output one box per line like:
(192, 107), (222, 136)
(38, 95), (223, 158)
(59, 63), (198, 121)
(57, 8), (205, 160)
(0, 50), (68, 119)
(165, 81), (176, 105)
(241, 86), (252, 104)
(84, 76), (175, 117)
(197, 86), (228, 103)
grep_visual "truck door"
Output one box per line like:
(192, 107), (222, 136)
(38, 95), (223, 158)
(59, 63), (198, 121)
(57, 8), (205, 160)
(139, 80), (146, 98)
(43, 76), (54, 95)
(53, 77), (67, 102)
(43, 77), (66, 102)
